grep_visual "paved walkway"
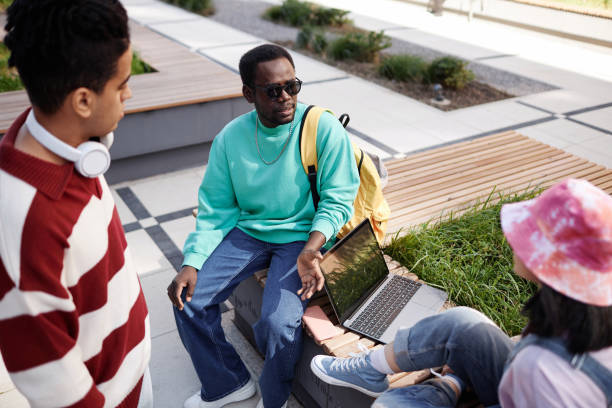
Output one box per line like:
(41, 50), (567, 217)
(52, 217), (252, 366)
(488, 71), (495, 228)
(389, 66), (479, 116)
(1, 0), (611, 406)
(398, 0), (612, 47)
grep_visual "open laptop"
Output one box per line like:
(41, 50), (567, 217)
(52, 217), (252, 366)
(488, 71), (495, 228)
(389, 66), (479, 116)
(319, 219), (447, 344)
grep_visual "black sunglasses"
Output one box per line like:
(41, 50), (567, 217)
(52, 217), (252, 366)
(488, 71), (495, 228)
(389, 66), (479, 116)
(253, 78), (302, 99)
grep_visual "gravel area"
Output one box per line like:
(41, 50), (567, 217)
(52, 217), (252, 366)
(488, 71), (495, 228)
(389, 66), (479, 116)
(210, 0), (300, 43)
(209, 0), (556, 97)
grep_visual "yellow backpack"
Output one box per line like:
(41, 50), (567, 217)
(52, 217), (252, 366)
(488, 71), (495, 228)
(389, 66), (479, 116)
(299, 105), (391, 244)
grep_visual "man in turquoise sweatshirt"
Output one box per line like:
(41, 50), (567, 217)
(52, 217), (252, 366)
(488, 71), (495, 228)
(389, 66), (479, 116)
(167, 44), (360, 408)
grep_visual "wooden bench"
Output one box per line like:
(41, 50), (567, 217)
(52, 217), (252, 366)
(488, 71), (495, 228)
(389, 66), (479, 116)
(0, 21), (251, 183)
(384, 130), (612, 237)
(229, 130), (612, 407)
(0, 22), (243, 134)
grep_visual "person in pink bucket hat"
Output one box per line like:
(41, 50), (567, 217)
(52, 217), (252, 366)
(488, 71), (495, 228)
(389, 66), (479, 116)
(501, 178), (612, 307)
(310, 178), (612, 407)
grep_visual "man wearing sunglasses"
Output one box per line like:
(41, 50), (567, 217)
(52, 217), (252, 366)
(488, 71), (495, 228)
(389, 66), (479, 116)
(168, 44), (359, 408)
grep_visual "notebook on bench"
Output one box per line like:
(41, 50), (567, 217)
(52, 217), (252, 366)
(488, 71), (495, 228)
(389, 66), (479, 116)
(319, 218), (448, 344)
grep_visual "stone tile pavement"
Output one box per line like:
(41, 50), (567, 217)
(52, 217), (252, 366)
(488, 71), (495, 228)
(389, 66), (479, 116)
(1, 0), (611, 406)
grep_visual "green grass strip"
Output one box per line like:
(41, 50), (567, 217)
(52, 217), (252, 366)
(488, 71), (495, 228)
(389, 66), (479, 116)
(384, 187), (541, 336)
(131, 51), (157, 76)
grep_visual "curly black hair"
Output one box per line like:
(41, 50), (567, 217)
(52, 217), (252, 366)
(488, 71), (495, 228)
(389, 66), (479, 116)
(239, 44), (295, 87)
(4, 0), (130, 114)
(522, 285), (612, 354)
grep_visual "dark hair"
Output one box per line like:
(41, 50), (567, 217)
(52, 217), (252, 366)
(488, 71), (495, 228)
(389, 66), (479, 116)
(522, 285), (612, 354)
(4, 0), (130, 114)
(238, 44), (295, 87)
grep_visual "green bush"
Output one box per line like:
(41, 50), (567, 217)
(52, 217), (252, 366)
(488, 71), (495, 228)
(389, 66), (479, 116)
(163, 0), (214, 15)
(378, 54), (428, 82)
(312, 32), (329, 54)
(266, 0), (312, 26)
(427, 56), (475, 90)
(328, 31), (391, 63)
(311, 6), (350, 27)
(296, 26), (315, 49)
(264, 0), (350, 28)
(296, 26), (328, 54)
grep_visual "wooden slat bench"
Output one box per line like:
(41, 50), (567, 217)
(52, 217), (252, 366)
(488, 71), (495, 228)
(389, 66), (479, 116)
(384, 130), (612, 237)
(0, 21), (250, 183)
(0, 22), (243, 134)
(229, 130), (612, 407)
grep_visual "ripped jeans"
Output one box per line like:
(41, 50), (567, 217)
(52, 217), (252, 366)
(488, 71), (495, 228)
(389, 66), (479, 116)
(374, 307), (513, 408)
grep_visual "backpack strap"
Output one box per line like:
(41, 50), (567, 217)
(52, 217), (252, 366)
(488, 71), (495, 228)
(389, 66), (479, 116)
(357, 148), (364, 173)
(299, 105), (332, 211)
(338, 113), (350, 128)
(505, 334), (612, 406)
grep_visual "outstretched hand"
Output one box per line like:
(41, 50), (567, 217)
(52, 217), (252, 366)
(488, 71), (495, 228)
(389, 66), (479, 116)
(167, 265), (198, 310)
(296, 249), (325, 301)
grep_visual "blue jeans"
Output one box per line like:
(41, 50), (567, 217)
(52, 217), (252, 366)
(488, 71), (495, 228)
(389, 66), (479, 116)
(173, 228), (308, 408)
(374, 307), (513, 408)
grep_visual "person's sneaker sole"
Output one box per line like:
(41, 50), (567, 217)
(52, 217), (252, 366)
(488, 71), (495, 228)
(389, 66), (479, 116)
(310, 356), (386, 398)
(183, 378), (256, 408)
(256, 399), (287, 408)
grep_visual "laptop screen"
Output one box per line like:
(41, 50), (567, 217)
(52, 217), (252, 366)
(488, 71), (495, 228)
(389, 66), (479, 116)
(319, 219), (389, 323)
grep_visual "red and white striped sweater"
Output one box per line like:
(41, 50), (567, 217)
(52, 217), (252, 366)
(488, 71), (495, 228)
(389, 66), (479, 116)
(0, 110), (150, 407)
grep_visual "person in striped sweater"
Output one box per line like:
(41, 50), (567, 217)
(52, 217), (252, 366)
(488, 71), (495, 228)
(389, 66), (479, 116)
(0, 1), (151, 406)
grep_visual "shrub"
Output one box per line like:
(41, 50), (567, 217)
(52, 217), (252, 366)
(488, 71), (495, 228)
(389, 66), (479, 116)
(163, 0), (214, 16)
(311, 6), (350, 27)
(427, 56), (475, 90)
(264, 0), (350, 28)
(296, 26), (328, 54)
(296, 26), (314, 49)
(265, 0), (312, 26)
(378, 54), (428, 82)
(328, 31), (391, 63)
(312, 32), (329, 54)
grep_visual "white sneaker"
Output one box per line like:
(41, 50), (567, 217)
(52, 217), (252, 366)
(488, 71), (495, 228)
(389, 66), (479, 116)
(184, 378), (256, 408)
(255, 399), (287, 408)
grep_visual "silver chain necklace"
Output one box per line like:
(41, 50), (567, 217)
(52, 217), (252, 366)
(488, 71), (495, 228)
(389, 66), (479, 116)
(255, 116), (295, 165)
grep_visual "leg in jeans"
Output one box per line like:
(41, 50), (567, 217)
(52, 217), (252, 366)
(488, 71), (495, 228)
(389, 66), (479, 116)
(173, 228), (271, 402)
(253, 241), (307, 408)
(373, 378), (458, 408)
(386, 307), (514, 407)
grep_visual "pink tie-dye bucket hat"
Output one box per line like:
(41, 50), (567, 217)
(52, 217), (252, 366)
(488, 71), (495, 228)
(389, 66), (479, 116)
(500, 179), (612, 307)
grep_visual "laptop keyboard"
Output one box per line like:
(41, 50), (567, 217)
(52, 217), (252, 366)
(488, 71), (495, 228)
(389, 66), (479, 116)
(351, 275), (422, 339)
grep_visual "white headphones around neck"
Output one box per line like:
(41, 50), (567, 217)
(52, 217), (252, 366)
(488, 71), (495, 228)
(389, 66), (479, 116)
(25, 110), (114, 178)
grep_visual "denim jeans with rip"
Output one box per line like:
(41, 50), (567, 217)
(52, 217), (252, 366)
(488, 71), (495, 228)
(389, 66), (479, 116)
(374, 307), (513, 408)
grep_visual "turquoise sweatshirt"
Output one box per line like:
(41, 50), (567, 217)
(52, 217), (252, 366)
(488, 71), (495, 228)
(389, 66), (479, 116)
(183, 103), (360, 270)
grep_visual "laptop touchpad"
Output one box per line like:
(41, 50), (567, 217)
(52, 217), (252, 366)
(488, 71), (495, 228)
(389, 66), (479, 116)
(411, 285), (447, 309)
